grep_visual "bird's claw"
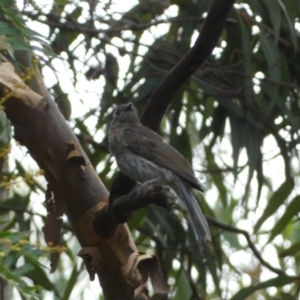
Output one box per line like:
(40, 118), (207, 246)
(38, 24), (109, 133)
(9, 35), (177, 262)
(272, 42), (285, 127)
(152, 186), (175, 211)
(137, 178), (159, 198)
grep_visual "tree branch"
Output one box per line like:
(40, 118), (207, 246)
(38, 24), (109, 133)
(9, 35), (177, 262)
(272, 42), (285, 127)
(25, 12), (207, 34)
(141, 0), (235, 130)
(206, 216), (291, 277)
(94, 184), (174, 237)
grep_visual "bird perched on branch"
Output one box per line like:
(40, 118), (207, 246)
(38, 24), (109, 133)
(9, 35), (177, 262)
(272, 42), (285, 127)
(108, 103), (211, 247)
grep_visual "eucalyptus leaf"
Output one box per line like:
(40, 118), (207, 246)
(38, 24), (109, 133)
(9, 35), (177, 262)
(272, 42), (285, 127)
(268, 195), (300, 242)
(230, 275), (295, 300)
(254, 179), (294, 232)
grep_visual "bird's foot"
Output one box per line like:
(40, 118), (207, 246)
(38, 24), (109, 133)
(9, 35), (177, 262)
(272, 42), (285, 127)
(137, 178), (159, 198)
(163, 187), (177, 211)
(151, 185), (175, 211)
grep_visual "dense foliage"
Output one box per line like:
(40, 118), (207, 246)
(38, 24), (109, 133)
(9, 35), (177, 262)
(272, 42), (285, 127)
(0, 0), (300, 299)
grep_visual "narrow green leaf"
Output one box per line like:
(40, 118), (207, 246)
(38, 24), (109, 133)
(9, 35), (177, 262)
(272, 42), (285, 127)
(25, 258), (55, 292)
(263, 0), (281, 43)
(0, 21), (11, 29)
(61, 266), (78, 300)
(0, 27), (20, 36)
(279, 242), (300, 257)
(256, 152), (264, 203)
(173, 269), (192, 300)
(269, 195), (300, 241)
(205, 147), (227, 207)
(238, 14), (251, 71)
(0, 264), (40, 300)
(254, 179), (294, 232)
(229, 114), (243, 180)
(260, 35), (280, 81)
(244, 125), (262, 196)
(1, 7), (25, 30)
(127, 208), (148, 230)
(277, 0), (297, 49)
(261, 81), (283, 111)
(13, 264), (34, 276)
(211, 105), (227, 138)
(230, 275), (295, 300)
(207, 257), (221, 296)
(238, 12), (255, 105)
(3, 231), (30, 244)
(223, 231), (243, 250)
(0, 231), (13, 238)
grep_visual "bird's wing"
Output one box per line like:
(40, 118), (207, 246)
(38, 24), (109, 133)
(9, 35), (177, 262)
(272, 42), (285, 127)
(122, 125), (204, 191)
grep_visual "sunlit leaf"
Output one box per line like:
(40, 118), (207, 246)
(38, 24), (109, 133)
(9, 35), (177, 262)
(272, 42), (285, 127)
(173, 268), (193, 300)
(263, 0), (281, 43)
(279, 242), (300, 257)
(61, 265), (78, 300)
(254, 179), (294, 232)
(205, 147), (227, 207)
(277, 0), (297, 49)
(230, 275), (295, 300)
(0, 264), (40, 300)
(268, 195), (300, 242)
(260, 35), (280, 81)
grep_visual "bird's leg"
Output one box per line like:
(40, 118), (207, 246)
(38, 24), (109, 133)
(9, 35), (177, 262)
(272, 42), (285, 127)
(137, 178), (159, 198)
(141, 178), (160, 187)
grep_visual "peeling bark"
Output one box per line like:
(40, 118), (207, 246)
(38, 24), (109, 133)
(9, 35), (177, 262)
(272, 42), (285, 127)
(0, 53), (161, 299)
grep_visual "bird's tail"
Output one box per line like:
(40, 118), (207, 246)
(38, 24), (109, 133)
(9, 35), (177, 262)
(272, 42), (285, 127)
(175, 177), (211, 248)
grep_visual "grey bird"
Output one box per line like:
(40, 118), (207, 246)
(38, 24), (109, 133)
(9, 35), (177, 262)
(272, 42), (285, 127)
(109, 102), (211, 247)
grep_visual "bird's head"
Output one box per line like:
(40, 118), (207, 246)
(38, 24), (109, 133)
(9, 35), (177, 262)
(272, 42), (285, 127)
(111, 102), (139, 126)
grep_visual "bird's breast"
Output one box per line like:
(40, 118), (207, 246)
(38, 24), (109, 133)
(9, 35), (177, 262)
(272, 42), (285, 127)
(116, 152), (174, 184)
(108, 127), (125, 155)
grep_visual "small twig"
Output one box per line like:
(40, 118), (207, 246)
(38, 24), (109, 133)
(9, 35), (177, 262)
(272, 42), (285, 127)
(186, 252), (202, 300)
(206, 216), (290, 277)
(0, 204), (44, 217)
(76, 133), (109, 153)
(24, 13), (206, 35)
(0, 204), (73, 231)
(199, 167), (242, 174)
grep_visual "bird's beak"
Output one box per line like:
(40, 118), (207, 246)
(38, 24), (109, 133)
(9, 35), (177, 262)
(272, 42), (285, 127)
(125, 102), (132, 111)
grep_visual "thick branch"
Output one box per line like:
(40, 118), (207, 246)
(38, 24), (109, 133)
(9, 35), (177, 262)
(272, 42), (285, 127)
(0, 54), (151, 299)
(141, 0), (235, 130)
(94, 184), (173, 237)
(112, 184), (173, 221)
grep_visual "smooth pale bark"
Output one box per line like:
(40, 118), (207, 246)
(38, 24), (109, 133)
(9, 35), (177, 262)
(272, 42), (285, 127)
(0, 53), (156, 299)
